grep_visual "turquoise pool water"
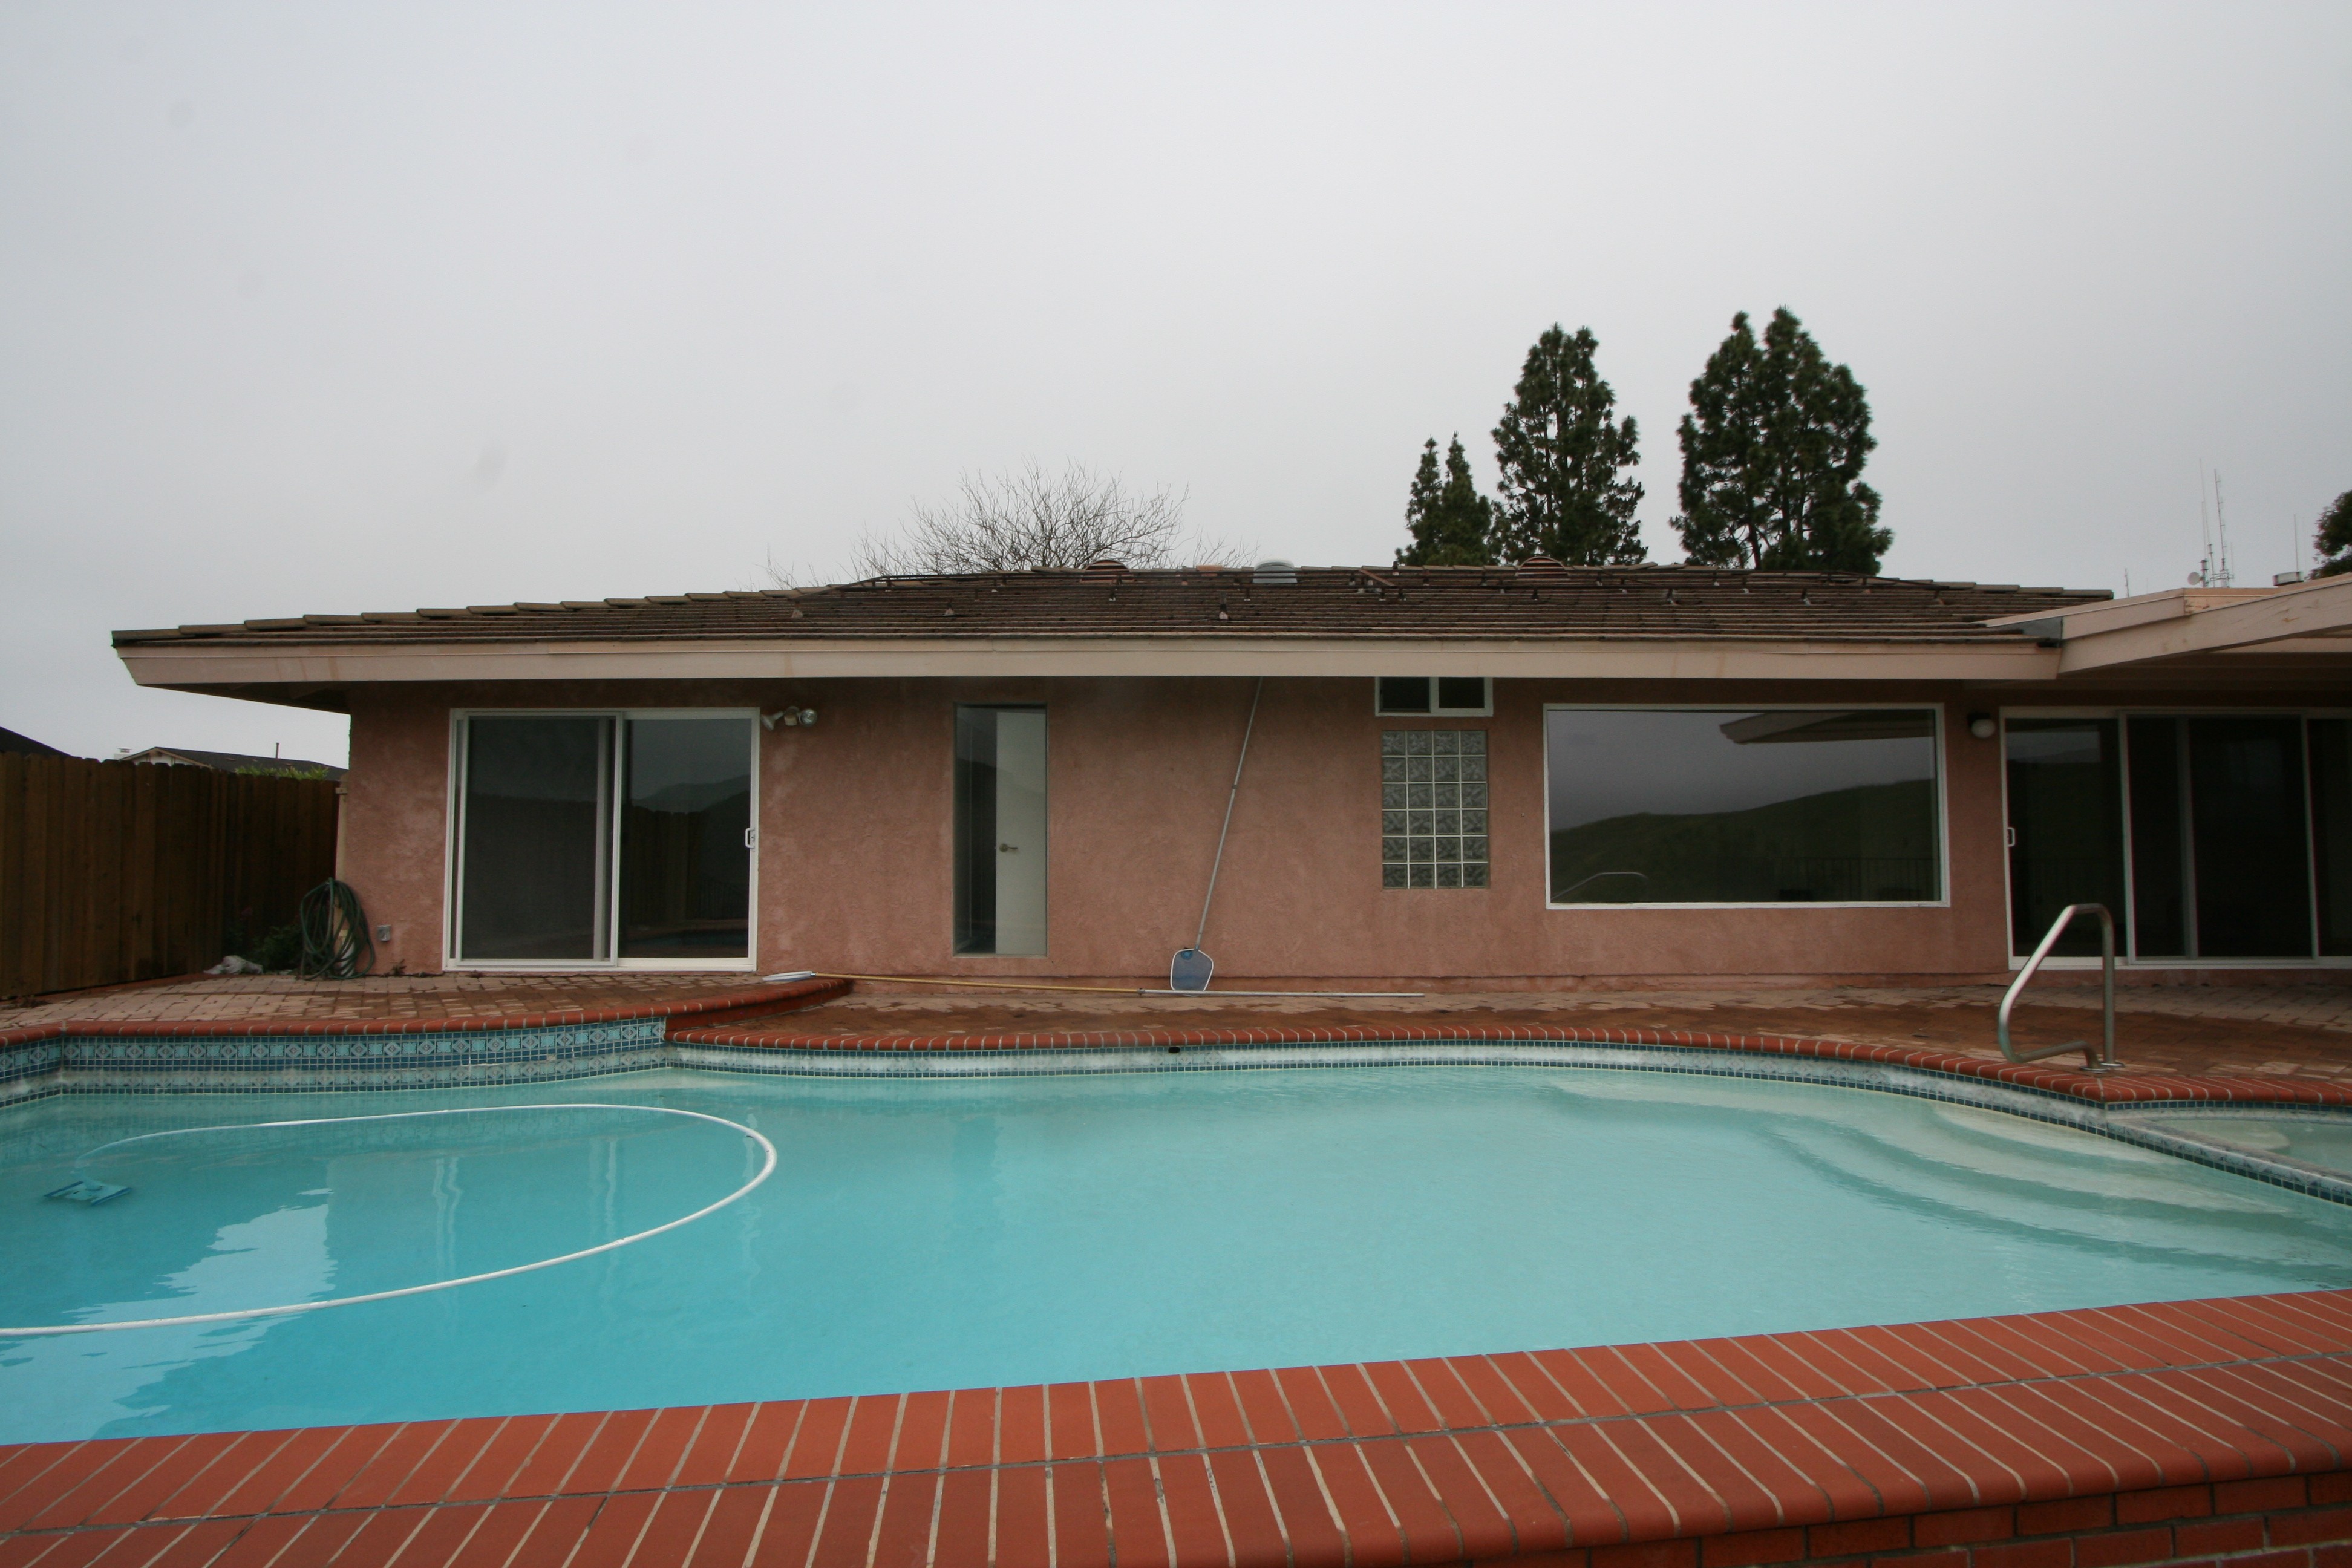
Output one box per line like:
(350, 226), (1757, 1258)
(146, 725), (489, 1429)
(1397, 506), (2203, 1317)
(2131, 1111), (2352, 1177)
(6, 1064), (2352, 1443)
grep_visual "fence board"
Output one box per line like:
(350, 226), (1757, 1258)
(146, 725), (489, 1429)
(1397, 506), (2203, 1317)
(0, 755), (339, 996)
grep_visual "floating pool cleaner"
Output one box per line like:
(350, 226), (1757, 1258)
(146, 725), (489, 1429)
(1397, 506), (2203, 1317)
(45, 1180), (128, 1206)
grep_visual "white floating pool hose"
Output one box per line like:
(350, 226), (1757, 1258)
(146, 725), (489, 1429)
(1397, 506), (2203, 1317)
(1, 1103), (776, 1339)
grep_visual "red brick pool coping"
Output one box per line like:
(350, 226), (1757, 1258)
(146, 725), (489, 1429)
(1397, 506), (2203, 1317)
(10, 1291), (2352, 1566)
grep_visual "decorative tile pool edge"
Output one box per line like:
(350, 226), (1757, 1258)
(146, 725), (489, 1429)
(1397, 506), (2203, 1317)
(12, 1011), (2352, 1204)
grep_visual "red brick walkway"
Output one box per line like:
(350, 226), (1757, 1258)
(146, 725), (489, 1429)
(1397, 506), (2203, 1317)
(13, 975), (2350, 1086)
(8, 1292), (2352, 1567)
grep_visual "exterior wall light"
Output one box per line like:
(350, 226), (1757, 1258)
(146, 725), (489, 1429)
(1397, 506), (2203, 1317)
(762, 708), (818, 730)
(1968, 713), (1997, 740)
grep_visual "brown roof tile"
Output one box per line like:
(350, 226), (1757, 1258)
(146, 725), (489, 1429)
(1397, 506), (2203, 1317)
(111, 566), (2109, 648)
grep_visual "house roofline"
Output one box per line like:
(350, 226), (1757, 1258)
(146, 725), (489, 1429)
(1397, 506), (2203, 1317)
(116, 633), (2066, 691)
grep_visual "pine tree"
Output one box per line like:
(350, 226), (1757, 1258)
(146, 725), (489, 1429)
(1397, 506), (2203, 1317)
(1490, 325), (1646, 566)
(1672, 309), (1890, 573)
(2314, 490), (2352, 577)
(1394, 436), (1497, 566)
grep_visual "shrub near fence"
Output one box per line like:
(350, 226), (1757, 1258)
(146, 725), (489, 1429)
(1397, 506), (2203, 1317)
(0, 754), (338, 997)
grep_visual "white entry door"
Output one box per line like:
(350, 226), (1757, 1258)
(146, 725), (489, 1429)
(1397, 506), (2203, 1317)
(953, 705), (1048, 955)
(990, 710), (1048, 955)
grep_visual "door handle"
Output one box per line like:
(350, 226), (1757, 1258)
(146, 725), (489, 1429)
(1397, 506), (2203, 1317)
(998, 843), (1017, 853)
(744, 828), (758, 849)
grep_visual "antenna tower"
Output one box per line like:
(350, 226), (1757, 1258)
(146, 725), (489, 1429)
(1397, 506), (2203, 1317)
(2212, 471), (2235, 587)
(2194, 463), (2215, 586)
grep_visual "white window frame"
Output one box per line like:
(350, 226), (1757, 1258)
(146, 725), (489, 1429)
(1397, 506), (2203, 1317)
(443, 707), (761, 972)
(1996, 705), (2352, 970)
(1541, 702), (1952, 912)
(1374, 676), (1494, 717)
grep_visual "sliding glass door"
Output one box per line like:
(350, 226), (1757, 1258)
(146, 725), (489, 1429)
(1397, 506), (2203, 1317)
(2004, 719), (2123, 957)
(619, 717), (754, 959)
(457, 716), (615, 961)
(453, 711), (756, 966)
(2005, 711), (2344, 962)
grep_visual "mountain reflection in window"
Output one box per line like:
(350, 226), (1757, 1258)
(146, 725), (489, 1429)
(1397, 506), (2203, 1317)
(1546, 709), (1940, 904)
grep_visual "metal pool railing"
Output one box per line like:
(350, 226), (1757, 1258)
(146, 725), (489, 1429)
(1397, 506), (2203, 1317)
(1998, 902), (2120, 1074)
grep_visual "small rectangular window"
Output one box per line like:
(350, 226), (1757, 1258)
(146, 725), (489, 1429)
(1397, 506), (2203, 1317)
(955, 706), (1048, 955)
(1375, 677), (1491, 716)
(1380, 730), (1489, 889)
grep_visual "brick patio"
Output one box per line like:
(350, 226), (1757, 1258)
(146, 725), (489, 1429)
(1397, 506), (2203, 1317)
(8, 975), (2352, 1086)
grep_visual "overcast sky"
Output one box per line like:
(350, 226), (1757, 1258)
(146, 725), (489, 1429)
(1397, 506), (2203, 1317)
(4, 2), (2346, 766)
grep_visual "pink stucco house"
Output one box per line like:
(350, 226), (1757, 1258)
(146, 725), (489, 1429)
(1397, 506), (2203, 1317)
(112, 561), (2352, 985)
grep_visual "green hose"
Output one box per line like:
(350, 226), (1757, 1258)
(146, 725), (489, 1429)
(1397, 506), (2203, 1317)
(298, 878), (376, 980)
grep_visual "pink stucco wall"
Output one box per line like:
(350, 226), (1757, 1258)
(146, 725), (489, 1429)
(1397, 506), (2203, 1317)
(339, 676), (2052, 985)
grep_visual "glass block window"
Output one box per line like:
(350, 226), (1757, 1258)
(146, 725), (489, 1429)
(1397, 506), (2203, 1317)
(1381, 730), (1489, 889)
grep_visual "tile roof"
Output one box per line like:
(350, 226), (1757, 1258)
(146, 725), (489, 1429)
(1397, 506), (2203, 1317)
(113, 564), (2109, 648)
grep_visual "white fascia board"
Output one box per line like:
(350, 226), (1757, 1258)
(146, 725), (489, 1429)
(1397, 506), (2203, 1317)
(117, 636), (2062, 687)
(2055, 575), (2352, 672)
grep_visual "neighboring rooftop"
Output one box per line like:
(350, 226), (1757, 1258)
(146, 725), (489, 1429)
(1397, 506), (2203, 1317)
(116, 746), (346, 779)
(0, 727), (70, 758)
(112, 564), (2111, 648)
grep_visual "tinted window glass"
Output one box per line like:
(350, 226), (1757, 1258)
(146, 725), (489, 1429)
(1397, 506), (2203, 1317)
(2189, 716), (2311, 958)
(459, 716), (612, 959)
(2126, 716), (2189, 957)
(2314, 719), (2352, 957)
(1377, 677), (1429, 714)
(1546, 709), (1939, 904)
(1436, 676), (1487, 711)
(619, 717), (752, 958)
(2005, 718), (2124, 956)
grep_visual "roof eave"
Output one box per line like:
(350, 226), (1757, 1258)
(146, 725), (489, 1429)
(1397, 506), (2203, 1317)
(116, 633), (2065, 687)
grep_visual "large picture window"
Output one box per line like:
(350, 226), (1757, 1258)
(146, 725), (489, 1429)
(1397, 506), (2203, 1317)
(1546, 708), (1942, 906)
(452, 711), (755, 966)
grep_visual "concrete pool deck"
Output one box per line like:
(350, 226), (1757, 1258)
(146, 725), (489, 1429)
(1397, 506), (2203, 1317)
(9, 973), (2352, 1565)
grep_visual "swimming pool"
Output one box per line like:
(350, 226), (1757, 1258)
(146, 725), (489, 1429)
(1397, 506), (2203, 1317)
(6, 1063), (2351, 1443)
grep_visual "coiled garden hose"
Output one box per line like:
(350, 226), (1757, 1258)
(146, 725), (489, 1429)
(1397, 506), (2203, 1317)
(298, 878), (376, 980)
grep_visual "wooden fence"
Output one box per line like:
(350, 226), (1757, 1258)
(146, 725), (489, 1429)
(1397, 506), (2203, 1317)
(0, 754), (339, 998)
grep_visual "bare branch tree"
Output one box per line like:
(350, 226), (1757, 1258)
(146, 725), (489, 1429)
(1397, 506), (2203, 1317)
(746, 548), (818, 592)
(848, 462), (1252, 578)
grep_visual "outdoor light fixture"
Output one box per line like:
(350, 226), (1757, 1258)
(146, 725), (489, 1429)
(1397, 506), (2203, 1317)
(762, 708), (818, 730)
(1968, 713), (1997, 740)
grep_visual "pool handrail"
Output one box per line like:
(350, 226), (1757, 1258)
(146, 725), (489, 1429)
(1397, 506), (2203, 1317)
(1998, 902), (2119, 1074)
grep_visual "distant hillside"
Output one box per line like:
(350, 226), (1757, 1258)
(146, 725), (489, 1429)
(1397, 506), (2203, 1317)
(1550, 779), (1937, 903)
